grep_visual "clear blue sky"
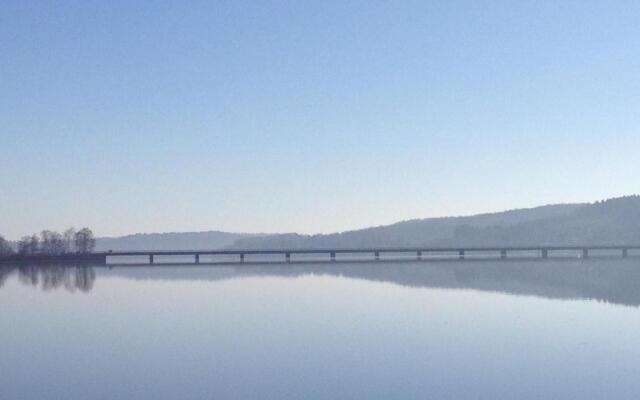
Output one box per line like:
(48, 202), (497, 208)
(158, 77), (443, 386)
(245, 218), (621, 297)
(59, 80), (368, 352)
(2, 1), (639, 239)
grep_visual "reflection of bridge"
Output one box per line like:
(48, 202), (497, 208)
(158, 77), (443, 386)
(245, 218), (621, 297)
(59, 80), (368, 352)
(2, 245), (640, 265)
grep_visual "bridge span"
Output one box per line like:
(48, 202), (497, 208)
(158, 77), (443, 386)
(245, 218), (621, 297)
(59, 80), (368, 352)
(4, 245), (638, 265)
(103, 245), (640, 264)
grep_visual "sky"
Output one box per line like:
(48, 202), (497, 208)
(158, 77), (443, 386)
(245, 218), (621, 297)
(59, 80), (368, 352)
(2, 0), (640, 240)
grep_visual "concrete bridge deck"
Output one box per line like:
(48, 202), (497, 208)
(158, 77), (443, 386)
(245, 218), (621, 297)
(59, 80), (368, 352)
(2, 245), (640, 265)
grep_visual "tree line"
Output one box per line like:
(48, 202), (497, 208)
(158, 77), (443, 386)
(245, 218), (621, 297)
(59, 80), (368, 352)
(0, 228), (96, 256)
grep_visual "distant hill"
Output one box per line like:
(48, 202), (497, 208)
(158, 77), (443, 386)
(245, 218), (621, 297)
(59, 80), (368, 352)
(93, 196), (640, 251)
(228, 196), (640, 249)
(448, 196), (640, 246)
(95, 231), (263, 251)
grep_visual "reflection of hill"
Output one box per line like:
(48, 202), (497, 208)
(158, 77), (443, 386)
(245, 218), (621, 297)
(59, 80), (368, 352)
(4, 259), (640, 307)
(104, 259), (640, 307)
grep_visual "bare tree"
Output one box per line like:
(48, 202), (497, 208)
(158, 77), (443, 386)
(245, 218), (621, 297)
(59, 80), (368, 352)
(40, 230), (66, 255)
(18, 235), (40, 255)
(30, 235), (40, 254)
(17, 237), (30, 255)
(63, 227), (76, 254)
(0, 235), (14, 256)
(14, 228), (96, 256)
(74, 228), (96, 254)
(40, 231), (53, 254)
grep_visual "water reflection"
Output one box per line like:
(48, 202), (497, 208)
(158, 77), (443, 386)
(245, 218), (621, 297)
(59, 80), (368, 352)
(2, 258), (640, 306)
(109, 259), (640, 306)
(3, 259), (640, 400)
(0, 265), (95, 292)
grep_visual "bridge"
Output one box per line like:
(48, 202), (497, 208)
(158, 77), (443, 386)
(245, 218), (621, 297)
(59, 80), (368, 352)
(2, 245), (639, 265)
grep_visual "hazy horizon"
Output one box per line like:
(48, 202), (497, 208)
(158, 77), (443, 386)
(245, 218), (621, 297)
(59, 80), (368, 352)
(0, 195), (598, 241)
(5, 194), (638, 244)
(3, 194), (640, 241)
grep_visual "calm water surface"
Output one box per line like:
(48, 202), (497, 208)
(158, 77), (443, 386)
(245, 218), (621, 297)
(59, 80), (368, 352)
(2, 260), (640, 399)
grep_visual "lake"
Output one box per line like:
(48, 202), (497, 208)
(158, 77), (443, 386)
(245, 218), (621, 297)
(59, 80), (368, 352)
(2, 259), (640, 399)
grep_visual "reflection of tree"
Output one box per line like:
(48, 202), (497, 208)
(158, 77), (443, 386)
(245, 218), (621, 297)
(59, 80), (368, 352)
(19, 265), (40, 287)
(74, 267), (95, 292)
(1, 265), (97, 292)
(0, 267), (15, 288)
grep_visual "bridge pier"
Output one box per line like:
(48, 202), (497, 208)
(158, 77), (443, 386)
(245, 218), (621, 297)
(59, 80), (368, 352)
(286, 253), (291, 263)
(374, 251), (380, 261)
(417, 251), (422, 260)
(500, 250), (507, 259)
(330, 252), (336, 262)
(240, 254), (245, 263)
(195, 254), (200, 264)
(458, 250), (465, 260)
(623, 248), (628, 258)
(149, 254), (154, 264)
(582, 248), (589, 259)
(542, 249), (548, 259)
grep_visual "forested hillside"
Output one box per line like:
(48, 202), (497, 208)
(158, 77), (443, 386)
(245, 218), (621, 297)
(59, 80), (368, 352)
(228, 197), (640, 249)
